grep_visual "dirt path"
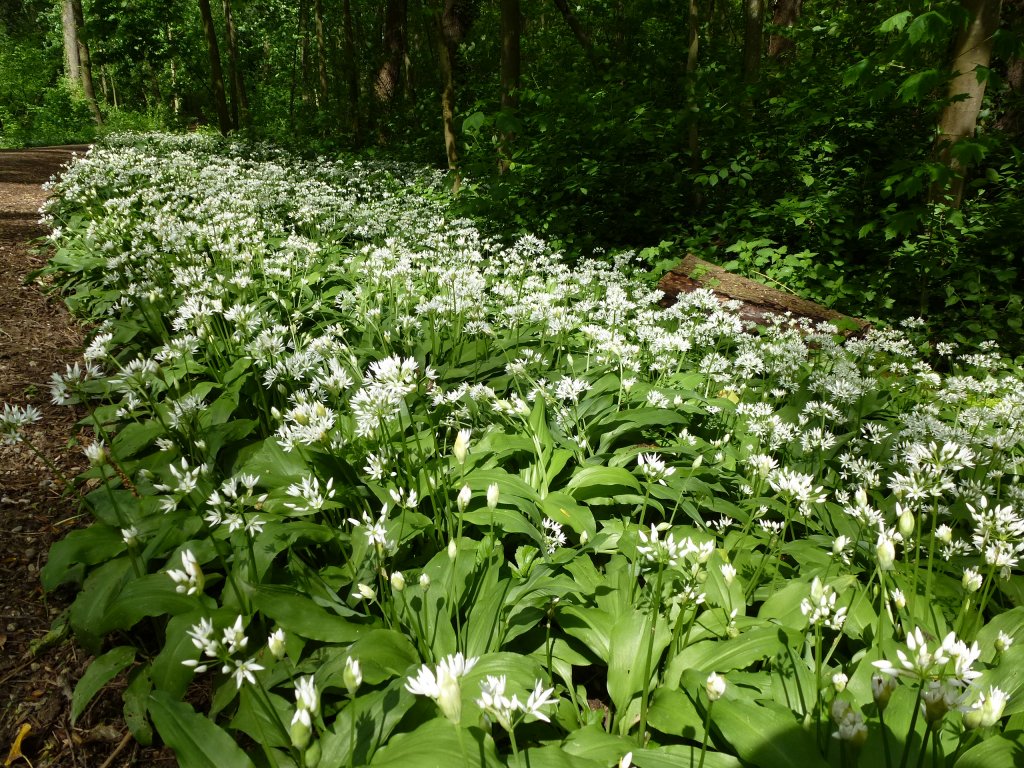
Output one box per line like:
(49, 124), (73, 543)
(0, 147), (172, 767)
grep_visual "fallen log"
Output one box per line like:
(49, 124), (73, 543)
(657, 254), (870, 336)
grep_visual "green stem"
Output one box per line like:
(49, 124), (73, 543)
(637, 563), (666, 746)
(898, 686), (924, 768)
(697, 700), (714, 768)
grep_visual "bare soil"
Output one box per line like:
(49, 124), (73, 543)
(0, 147), (174, 767)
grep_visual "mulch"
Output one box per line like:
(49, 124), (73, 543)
(0, 146), (174, 767)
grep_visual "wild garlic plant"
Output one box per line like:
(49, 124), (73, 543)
(38, 133), (1024, 768)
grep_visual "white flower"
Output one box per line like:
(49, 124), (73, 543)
(638, 453), (676, 485)
(167, 550), (204, 595)
(268, 628), (287, 659)
(225, 656), (264, 689)
(406, 653), (479, 723)
(453, 428), (471, 464)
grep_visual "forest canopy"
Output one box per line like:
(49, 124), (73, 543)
(2, 0), (1023, 349)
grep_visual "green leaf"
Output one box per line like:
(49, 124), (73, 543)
(42, 525), (126, 590)
(565, 466), (642, 499)
(607, 610), (670, 726)
(149, 690), (256, 768)
(253, 586), (367, 643)
(879, 11), (912, 34)
(319, 679), (416, 766)
(953, 732), (1024, 768)
(370, 720), (502, 768)
(94, 573), (199, 634)
(711, 697), (828, 768)
(71, 646), (136, 724)
(666, 626), (790, 685)
(123, 665), (154, 746)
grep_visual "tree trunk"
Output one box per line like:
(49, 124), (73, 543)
(375, 0), (408, 103)
(222, 0), (248, 128)
(314, 0), (330, 109)
(437, 0), (461, 191)
(930, 0), (1003, 208)
(62, 0), (81, 85)
(198, 0), (232, 135)
(742, 0), (764, 84)
(767, 0), (801, 59)
(69, 0), (103, 123)
(687, 0), (701, 206)
(499, 0), (521, 172)
(343, 0), (360, 138)
(552, 0), (592, 54)
(994, 55), (1024, 139)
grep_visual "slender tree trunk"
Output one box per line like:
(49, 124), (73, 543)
(299, 0), (312, 106)
(742, 0), (765, 84)
(69, 0), (102, 123)
(375, 0), (408, 103)
(62, 0), (81, 85)
(222, 0), (248, 128)
(314, 0), (330, 109)
(437, 0), (461, 191)
(767, 0), (801, 59)
(168, 27), (182, 115)
(687, 0), (701, 205)
(930, 0), (1003, 208)
(198, 0), (232, 134)
(552, 0), (592, 54)
(499, 0), (521, 172)
(343, 0), (360, 138)
(995, 55), (1024, 138)
(500, 0), (520, 110)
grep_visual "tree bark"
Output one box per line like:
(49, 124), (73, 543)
(375, 0), (408, 103)
(552, 0), (592, 54)
(742, 0), (765, 84)
(314, 0), (330, 109)
(930, 0), (1003, 208)
(437, 0), (461, 191)
(994, 55), (1024, 138)
(500, 0), (520, 111)
(69, 0), (103, 124)
(343, 0), (360, 138)
(767, 0), (801, 60)
(222, 0), (248, 128)
(687, 0), (700, 170)
(61, 0), (81, 85)
(198, 0), (232, 135)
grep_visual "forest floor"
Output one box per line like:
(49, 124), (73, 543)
(0, 147), (174, 768)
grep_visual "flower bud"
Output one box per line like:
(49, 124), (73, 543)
(871, 674), (896, 712)
(487, 483), (500, 510)
(706, 672), (726, 701)
(344, 657), (362, 697)
(876, 533), (896, 571)
(268, 628), (287, 660)
(290, 719), (311, 750)
(962, 568), (983, 593)
(832, 673), (848, 692)
(391, 571), (406, 592)
(456, 484), (471, 513)
(356, 583), (376, 601)
(453, 429), (470, 465)
(897, 509), (915, 540)
(419, 572), (431, 589)
(447, 539), (458, 561)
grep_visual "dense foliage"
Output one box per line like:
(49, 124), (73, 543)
(4, 132), (1024, 767)
(2, 0), (1023, 348)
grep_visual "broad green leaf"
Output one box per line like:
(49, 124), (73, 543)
(123, 665), (154, 746)
(565, 462), (634, 499)
(111, 420), (165, 459)
(149, 690), (256, 768)
(69, 557), (133, 651)
(711, 697), (828, 768)
(508, 747), (604, 768)
(369, 719), (502, 768)
(954, 732), (1024, 768)
(540, 491), (596, 540)
(94, 573), (199, 634)
(42, 524), (125, 590)
(666, 626), (791, 685)
(607, 610), (670, 728)
(253, 586), (368, 643)
(645, 687), (704, 738)
(230, 686), (291, 748)
(319, 679), (417, 766)
(632, 745), (743, 768)
(71, 646), (136, 724)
